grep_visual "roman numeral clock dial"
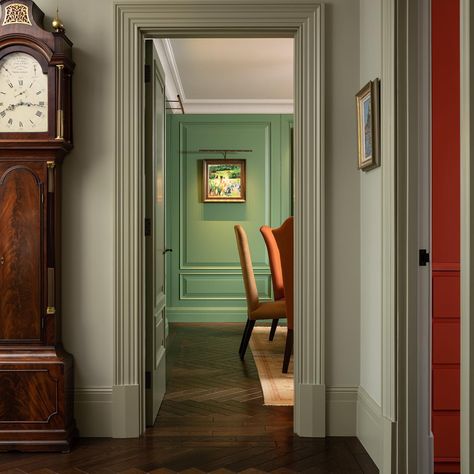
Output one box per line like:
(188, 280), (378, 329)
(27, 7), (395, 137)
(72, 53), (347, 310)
(0, 52), (48, 132)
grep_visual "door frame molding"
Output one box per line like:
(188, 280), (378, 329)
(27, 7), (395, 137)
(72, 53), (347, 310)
(112, 0), (326, 438)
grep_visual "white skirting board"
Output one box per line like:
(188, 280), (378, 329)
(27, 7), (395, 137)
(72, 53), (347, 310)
(75, 384), (382, 450)
(326, 386), (358, 436)
(74, 388), (113, 437)
(295, 384), (359, 437)
(357, 386), (384, 469)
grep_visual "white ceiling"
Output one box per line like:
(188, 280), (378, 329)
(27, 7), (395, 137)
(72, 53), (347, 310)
(153, 38), (294, 114)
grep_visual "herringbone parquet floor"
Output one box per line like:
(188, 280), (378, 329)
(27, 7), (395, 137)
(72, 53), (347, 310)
(0, 323), (378, 474)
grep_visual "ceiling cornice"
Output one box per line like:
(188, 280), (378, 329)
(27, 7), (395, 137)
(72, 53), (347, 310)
(161, 39), (187, 100)
(183, 99), (294, 114)
(154, 38), (294, 114)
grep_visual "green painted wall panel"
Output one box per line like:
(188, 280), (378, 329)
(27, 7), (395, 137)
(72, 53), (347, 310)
(180, 273), (272, 300)
(166, 114), (293, 322)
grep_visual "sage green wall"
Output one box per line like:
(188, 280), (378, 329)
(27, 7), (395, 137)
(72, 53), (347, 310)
(166, 114), (293, 322)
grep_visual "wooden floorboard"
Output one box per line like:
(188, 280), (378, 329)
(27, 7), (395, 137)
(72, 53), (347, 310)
(0, 323), (378, 473)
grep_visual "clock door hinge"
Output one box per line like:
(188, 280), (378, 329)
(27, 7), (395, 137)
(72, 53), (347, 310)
(144, 64), (151, 84)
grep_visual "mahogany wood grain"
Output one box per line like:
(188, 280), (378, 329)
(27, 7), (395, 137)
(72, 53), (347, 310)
(0, 163), (45, 343)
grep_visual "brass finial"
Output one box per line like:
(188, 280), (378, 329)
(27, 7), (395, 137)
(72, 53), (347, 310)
(52, 8), (65, 32)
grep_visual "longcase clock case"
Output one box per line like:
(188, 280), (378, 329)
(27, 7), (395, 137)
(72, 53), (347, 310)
(0, 0), (76, 451)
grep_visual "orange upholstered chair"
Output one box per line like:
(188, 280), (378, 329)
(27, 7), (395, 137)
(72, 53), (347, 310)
(260, 225), (285, 341)
(272, 217), (294, 373)
(234, 225), (286, 360)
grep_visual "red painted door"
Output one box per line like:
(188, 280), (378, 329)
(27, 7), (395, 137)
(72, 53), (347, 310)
(432, 0), (460, 472)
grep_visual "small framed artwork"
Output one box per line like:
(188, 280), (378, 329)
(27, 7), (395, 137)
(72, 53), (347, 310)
(356, 79), (380, 171)
(203, 159), (246, 202)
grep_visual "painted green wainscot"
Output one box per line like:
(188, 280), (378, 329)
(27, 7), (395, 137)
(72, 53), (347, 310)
(166, 114), (293, 322)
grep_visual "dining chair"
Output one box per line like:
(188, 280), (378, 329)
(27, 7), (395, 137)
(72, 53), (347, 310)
(260, 225), (285, 341)
(234, 224), (286, 360)
(272, 217), (294, 373)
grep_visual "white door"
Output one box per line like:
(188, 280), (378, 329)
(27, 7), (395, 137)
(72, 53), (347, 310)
(145, 41), (167, 426)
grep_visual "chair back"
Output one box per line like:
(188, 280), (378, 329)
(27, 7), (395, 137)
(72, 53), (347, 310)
(260, 225), (285, 301)
(272, 217), (294, 330)
(234, 225), (259, 313)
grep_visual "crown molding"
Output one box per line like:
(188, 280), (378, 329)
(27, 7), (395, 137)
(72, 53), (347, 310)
(154, 39), (294, 114)
(161, 38), (186, 100)
(183, 99), (293, 114)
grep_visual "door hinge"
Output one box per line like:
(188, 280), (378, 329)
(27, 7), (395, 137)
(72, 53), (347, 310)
(144, 64), (151, 84)
(145, 371), (151, 390)
(419, 249), (430, 266)
(145, 218), (152, 236)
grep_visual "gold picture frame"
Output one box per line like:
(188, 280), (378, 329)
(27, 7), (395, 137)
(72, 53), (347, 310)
(202, 159), (247, 202)
(356, 79), (380, 171)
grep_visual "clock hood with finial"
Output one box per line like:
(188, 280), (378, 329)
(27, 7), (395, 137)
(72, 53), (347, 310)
(0, 0), (74, 150)
(0, 0), (73, 68)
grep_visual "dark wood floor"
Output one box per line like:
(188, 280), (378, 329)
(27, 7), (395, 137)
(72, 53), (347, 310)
(0, 323), (378, 473)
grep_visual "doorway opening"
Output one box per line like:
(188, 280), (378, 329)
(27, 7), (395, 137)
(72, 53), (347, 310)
(144, 36), (297, 429)
(114, 1), (327, 445)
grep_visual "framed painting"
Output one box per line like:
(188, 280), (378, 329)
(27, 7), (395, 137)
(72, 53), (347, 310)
(356, 79), (380, 171)
(202, 159), (246, 202)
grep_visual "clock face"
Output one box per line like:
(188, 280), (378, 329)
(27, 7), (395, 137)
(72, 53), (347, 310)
(0, 52), (48, 133)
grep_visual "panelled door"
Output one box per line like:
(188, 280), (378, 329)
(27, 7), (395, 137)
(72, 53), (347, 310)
(432, 1), (461, 471)
(145, 41), (167, 426)
(0, 162), (46, 344)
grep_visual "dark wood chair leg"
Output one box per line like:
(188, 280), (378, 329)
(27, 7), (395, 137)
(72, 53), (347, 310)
(269, 318), (279, 341)
(282, 328), (293, 373)
(240, 320), (256, 360)
(239, 319), (251, 357)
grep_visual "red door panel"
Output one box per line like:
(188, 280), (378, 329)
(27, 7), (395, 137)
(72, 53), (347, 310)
(432, 414), (460, 459)
(432, 320), (460, 365)
(433, 274), (460, 319)
(432, 0), (460, 265)
(433, 368), (460, 410)
(432, 0), (460, 472)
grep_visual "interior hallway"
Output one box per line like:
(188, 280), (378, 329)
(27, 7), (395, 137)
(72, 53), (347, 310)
(0, 324), (378, 473)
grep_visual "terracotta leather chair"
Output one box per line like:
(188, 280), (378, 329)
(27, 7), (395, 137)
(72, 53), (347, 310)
(234, 225), (286, 360)
(260, 225), (285, 341)
(272, 217), (294, 373)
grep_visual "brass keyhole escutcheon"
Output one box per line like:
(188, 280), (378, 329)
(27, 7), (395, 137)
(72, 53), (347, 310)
(0, 256), (4, 265)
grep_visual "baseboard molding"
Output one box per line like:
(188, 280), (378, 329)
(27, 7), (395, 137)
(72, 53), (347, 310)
(75, 385), (357, 439)
(167, 307), (247, 323)
(326, 386), (358, 436)
(381, 414), (396, 473)
(357, 386), (383, 469)
(112, 384), (141, 438)
(74, 387), (113, 437)
(294, 383), (326, 437)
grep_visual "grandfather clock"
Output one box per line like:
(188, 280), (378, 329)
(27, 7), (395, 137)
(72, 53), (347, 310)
(0, 0), (75, 451)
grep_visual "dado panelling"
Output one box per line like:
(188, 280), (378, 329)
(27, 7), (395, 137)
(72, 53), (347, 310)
(166, 115), (293, 322)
